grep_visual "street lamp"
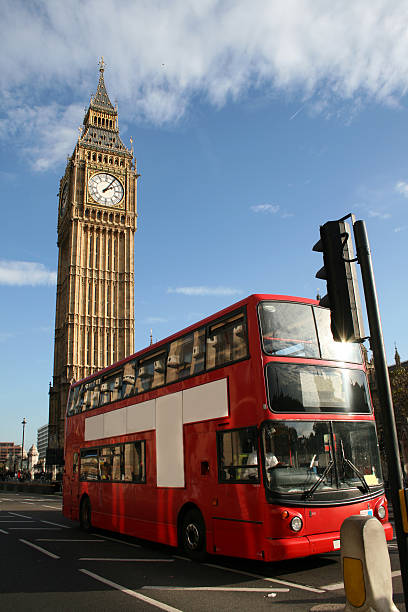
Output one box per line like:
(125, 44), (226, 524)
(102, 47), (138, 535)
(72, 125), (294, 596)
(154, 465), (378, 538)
(21, 418), (27, 471)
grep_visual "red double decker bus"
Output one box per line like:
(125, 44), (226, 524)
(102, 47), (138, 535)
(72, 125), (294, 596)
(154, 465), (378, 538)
(63, 294), (392, 561)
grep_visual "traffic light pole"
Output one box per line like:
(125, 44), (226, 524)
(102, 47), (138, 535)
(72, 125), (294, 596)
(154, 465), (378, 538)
(354, 219), (408, 605)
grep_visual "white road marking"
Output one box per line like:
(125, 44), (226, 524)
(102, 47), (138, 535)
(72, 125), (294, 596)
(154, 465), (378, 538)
(0, 520), (34, 523)
(203, 563), (325, 594)
(322, 570), (402, 592)
(36, 539), (103, 542)
(40, 520), (70, 528)
(20, 502), (34, 505)
(79, 558), (175, 562)
(0, 528), (9, 534)
(9, 527), (62, 531)
(322, 582), (344, 591)
(79, 569), (182, 612)
(19, 539), (60, 559)
(8, 512), (32, 519)
(142, 586), (290, 593)
(93, 533), (142, 548)
(172, 555), (192, 562)
(0, 498), (12, 501)
(41, 505), (61, 509)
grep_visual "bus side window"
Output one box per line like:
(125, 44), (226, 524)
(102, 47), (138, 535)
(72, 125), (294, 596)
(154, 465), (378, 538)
(90, 379), (101, 409)
(217, 427), (259, 482)
(77, 385), (87, 413)
(137, 360), (154, 393)
(191, 328), (205, 374)
(72, 452), (78, 474)
(99, 447), (113, 480)
(167, 338), (184, 383)
(207, 313), (247, 369)
(232, 320), (248, 360)
(122, 361), (136, 398)
(152, 353), (166, 388)
(80, 448), (99, 481)
(123, 441), (145, 482)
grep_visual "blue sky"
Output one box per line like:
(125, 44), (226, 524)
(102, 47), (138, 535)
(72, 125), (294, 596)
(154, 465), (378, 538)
(0, 0), (407, 449)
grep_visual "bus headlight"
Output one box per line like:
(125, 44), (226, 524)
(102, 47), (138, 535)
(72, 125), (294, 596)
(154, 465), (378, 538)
(377, 504), (386, 520)
(290, 516), (303, 532)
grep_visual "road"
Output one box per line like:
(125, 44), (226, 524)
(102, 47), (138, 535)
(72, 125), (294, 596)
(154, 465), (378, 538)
(0, 491), (405, 611)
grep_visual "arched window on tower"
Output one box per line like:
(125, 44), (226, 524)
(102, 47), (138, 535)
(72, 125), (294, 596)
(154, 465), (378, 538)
(87, 282), (91, 315)
(113, 332), (116, 362)
(87, 330), (91, 364)
(107, 238), (111, 269)
(88, 235), (93, 268)
(106, 330), (110, 364)
(107, 285), (110, 317)
(94, 284), (97, 315)
(93, 333), (98, 367)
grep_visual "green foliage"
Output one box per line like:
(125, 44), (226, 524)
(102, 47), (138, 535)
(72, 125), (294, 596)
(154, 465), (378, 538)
(390, 366), (408, 419)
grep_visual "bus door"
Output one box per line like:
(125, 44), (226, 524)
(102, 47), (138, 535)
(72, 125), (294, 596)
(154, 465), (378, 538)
(65, 449), (80, 519)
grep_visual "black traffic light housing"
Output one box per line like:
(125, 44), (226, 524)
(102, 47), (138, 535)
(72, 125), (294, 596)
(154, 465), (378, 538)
(313, 218), (364, 342)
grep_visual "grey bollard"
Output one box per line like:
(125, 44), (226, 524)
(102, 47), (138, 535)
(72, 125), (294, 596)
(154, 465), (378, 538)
(340, 515), (398, 612)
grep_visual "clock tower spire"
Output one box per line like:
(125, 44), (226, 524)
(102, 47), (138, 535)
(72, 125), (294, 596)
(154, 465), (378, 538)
(47, 60), (138, 468)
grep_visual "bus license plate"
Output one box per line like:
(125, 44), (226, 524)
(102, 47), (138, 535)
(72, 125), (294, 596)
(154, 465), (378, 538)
(360, 509), (373, 516)
(333, 539), (340, 550)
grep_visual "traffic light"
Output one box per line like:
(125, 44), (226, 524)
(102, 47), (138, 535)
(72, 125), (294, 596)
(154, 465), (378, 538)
(313, 219), (364, 342)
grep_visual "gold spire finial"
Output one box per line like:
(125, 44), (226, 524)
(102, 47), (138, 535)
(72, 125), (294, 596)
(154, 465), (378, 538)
(149, 329), (153, 346)
(130, 136), (134, 154)
(99, 56), (106, 72)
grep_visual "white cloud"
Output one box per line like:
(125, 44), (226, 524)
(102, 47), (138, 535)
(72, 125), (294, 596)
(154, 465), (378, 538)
(251, 204), (280, 214)
(143, 316), (168, 324)
(394, 226), (407, 233)
(0, 261), (57, 286)
(168, 286), (241, 296)
(395, 181), (408, 198)
(2, 1), (408, 170)
(368, 210), (391, 219)
(0, 103), (83, 171)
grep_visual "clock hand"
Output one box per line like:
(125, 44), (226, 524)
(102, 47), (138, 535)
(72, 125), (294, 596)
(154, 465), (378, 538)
(102, 179), (115, 193)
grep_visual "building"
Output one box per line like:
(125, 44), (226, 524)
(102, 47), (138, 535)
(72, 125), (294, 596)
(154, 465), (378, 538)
(37, 424), (48, 461)
(0, 443), (22, 471)
(47, 59), (138, 466)
(0, 442), (18, 463)
(368, 346), (408, 481)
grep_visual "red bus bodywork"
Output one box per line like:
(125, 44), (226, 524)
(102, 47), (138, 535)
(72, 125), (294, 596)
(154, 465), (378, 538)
(63, 294), (392, 561)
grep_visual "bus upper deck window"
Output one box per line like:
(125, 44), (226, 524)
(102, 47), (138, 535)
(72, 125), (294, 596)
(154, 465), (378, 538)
(122, 361), (136, 398)
(259, 302), (319, 358)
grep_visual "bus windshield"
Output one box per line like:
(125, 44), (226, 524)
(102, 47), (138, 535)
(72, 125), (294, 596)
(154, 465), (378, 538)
(259, 302), (361, 363)
(265, 363), (372, 413)
(261, 421), (383, 498)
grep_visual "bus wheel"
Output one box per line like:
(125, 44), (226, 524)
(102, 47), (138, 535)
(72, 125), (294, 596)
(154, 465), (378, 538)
(181, 509), (206, 561)
(80, 497), (92, 532)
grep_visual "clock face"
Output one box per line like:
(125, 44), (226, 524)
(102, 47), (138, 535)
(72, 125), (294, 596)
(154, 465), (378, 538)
(60, 183), (68, 213)
(88, 173), (124, 207)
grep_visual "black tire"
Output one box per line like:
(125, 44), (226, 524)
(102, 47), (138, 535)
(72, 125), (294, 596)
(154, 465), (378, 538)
(80, 497), (92, 532)
(181, 509), (206, 561)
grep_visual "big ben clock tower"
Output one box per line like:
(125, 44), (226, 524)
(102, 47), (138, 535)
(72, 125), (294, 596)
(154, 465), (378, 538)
(47, 59), (137, 466)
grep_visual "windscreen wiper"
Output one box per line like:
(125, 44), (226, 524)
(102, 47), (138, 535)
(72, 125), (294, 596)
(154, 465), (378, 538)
(303, 459), (335, 500)
(340, 440), (370, 493)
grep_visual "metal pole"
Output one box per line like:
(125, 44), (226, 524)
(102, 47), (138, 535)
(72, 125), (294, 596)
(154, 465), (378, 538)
(354, 220), (408, 605)
(21, 418), (26, 472)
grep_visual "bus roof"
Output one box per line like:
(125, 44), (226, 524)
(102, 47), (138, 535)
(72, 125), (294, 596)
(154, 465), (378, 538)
(71, 293), (319, 388)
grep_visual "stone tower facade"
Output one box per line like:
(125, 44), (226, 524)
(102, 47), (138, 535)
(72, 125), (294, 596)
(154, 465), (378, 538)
(47, 60), (137, 466)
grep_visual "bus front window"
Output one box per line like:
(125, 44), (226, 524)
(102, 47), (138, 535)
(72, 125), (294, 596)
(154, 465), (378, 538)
(261, 421), (383, 499)
(259, 302), (319, 358)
